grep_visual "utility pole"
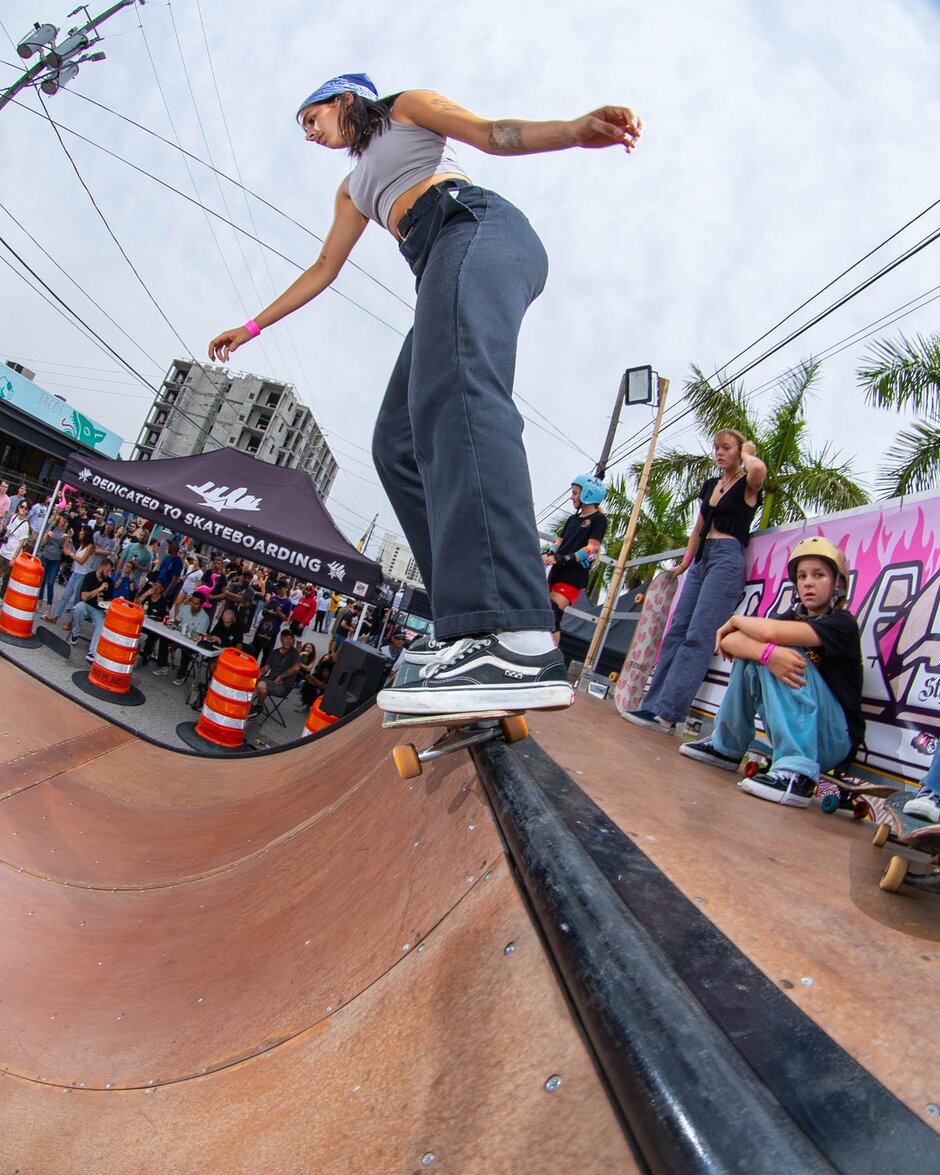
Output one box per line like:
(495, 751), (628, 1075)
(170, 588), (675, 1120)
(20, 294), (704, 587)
(0, 2), (142, 114)
(357, 514), (378, 555)
(584, 375), (670, 673)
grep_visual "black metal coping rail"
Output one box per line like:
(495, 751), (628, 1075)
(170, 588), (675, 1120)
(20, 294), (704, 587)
(471, 737), (940, 1175)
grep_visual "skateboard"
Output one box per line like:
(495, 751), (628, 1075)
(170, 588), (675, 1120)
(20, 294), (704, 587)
(815, 773), (898, 820)
(383, 710), (529, 779)
(870, 790), (940, 894)
(382, 650), (528, 779)
(614, 572), (678, 715)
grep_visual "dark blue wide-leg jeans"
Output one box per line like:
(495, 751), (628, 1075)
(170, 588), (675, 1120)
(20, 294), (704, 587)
(643, 538), (746, 723)
(372, 184), (554, 641)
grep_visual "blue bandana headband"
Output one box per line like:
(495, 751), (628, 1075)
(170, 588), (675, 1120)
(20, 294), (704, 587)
(296, 73), (379, 118)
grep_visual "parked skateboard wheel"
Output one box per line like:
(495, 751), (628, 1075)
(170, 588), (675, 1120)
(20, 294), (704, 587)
(743, 759), (764, 778)
(500, 715), (528, 744)
(607, 672), (618, 682)
(879, 855), (909, 893)
(872, 824), (891, 848)
(393, 743), (422, 780)
(852, 799), (872, 821)
(634, 592), (645, 605)
(819, 794), (840, 815)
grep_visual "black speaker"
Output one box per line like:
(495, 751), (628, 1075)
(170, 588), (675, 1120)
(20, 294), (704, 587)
(321, 640), (389, 718)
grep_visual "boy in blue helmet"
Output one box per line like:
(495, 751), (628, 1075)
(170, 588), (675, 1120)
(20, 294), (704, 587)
(543, 476), (608, 644)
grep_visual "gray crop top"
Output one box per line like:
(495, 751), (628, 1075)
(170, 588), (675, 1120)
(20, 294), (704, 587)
(345, 120), (469, 228)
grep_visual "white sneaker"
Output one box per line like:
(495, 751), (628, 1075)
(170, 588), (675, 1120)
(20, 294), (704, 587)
(902, 786), (940, 823)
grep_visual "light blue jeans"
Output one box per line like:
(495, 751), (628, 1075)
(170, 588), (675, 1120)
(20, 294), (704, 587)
(644, 539), (746, 723)
(52, 571), (85, 620)
(921, 747), (940, 796)
(71, 600), (105, 655)
(711, 657), (851, 778)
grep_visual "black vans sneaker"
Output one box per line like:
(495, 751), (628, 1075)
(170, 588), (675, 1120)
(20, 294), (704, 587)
(376, 634), (573, 715)
(679, 737), (741, 772)
(400, 634), (448, 665)
(738, 770), (816, 808)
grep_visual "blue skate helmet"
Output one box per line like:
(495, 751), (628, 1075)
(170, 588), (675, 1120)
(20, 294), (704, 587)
(572, 474), (606, 506)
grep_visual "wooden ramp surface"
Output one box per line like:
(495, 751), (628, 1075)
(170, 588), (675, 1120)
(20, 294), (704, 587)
(528, 695), (940, 1135)
(0, 660), (632, 1173)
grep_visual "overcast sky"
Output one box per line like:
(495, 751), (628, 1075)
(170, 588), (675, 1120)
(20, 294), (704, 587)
(1, 0), (938, 553)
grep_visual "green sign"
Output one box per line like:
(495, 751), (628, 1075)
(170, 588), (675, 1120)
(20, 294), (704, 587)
(0, 364), (123, 458)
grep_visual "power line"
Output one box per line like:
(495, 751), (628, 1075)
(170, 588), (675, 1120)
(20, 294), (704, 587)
(13, 93), (407, 337)
(62, 88), (416, 311)
(0, 199), (163, 371)
(190, 0), (321, 417)
(598, 222), (940, 479)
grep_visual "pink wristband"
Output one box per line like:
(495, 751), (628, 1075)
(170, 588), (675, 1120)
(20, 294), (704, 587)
(244, 319), (261, 338)
(759, 642), (777, 666)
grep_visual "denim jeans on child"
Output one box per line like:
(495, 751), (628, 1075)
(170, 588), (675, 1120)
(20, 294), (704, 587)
(643, 538), (746, 723)
(711, 657), (851, 777)
(372, 181), (554, 641)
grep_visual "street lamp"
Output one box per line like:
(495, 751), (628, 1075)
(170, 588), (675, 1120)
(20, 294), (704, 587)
(16, 22), (59, 57)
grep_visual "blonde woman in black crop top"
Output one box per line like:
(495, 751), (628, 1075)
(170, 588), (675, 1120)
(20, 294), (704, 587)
(208, 73), (643, 719)
(625, 429), (766, 734)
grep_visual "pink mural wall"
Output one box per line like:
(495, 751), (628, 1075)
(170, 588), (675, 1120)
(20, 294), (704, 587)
(691, 491), (940, 783)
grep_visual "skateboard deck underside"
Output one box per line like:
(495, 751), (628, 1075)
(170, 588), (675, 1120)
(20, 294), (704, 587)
(615, 573), (678, 716)
(382, 710), (522, 730)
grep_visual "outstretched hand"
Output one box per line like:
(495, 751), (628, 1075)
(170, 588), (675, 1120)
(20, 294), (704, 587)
(208, 325), (253, 363)
(571, 106), (643, 152)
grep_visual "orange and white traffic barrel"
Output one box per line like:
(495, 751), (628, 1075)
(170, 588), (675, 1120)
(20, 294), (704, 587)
(0, 552), (43, 640)
(303, 695), (339, 738)
(88, 599), (144, 695)
(195, 648), (259, 749)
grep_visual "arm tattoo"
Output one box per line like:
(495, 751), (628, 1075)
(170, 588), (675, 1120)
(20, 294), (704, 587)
(430, 97), (465, 113)
(489, 121), (526, 152)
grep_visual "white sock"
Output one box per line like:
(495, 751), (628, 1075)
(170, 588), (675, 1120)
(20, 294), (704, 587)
(498, 629), (555, 656)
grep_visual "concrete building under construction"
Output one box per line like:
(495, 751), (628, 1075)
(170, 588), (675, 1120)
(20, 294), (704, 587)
(132, 360), (337, 500)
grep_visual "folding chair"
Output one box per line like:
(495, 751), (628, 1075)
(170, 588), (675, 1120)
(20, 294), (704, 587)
(258, 685), (293, 729)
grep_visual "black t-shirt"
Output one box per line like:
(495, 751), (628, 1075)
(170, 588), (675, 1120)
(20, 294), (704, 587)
(210, 617), (244, 649)
(548, 510), (608, 590)
(80, 569), (113, 603)
(696, 476), (761, 559)
(140, 592), (170, 621)
(786, 605), (865, 755)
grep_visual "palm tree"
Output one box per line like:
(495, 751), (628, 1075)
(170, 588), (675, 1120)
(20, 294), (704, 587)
(636, 360), (869, 528)
(589, 478), (691, 591)
(857, 332), (940, 496)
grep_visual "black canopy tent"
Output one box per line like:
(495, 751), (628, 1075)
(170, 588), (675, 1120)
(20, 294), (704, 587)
(61, 448), (383, 602)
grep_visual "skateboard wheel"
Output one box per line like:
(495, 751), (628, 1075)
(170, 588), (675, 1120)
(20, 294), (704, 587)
(393, 743), (422, 780)
(819, 794), (840, 815)
(872, 824), (890, 848)
(852, 799), (872, 821)
(634, 592), (645, 605)
(500, 715), (528, 744)
(607, 672), (618, 682)
(879, 855), (908, 893)
(744, 759), (760, 777)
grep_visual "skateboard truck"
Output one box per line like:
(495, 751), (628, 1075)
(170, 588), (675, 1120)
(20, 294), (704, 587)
(389, 714), (528, 780)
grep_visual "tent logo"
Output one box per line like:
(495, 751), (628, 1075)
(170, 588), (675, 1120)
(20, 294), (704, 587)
(186, 480), (263, 514)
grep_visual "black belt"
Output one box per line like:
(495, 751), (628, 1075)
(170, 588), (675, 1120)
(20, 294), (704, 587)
(397, 178), (470, 241)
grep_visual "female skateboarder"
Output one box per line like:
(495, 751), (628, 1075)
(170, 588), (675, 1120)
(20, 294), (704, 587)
(209, 74), (642, 716)
(625, 430), (767, 732)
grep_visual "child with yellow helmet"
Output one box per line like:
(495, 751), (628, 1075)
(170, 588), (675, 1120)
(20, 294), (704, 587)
(679, 536), (864, 808)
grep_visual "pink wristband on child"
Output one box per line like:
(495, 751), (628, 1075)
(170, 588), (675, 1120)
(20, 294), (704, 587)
(244, 319), (261, 338)
(760, 642), (777, 666)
